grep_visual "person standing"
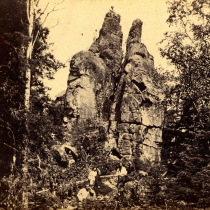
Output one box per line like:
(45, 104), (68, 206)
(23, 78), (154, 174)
(88, 168), (98, 187)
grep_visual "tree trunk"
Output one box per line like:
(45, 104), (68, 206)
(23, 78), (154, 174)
(22, 1), (36, 208)
(25, 0), (35, 111)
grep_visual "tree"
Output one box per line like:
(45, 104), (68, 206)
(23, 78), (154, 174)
(28, 22), (65, 154)
(0, 0), (27, 177)
(0, 1), (65, 208)
(25, 0), (64, 110)
(160, 0), (210, 206)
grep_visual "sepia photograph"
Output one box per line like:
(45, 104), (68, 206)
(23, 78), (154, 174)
(0, 0), (209, 209)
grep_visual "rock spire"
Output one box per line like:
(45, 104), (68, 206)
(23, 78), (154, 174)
(64, 11), (164, 162)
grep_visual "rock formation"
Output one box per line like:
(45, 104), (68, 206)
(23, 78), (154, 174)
(109, 19), (164, 161)
(64, 11), (164, 162)
(65, 10), (123, 124)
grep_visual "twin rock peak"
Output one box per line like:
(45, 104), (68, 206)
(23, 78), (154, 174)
(60, 10), (164, 162)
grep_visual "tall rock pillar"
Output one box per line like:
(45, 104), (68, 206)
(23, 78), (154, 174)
(65, 10), (123, 126)
(109, 20), (164, 161)
(63, 13), (164, 163)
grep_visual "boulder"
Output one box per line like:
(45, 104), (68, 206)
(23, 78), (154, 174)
(51, 143), (78, 167)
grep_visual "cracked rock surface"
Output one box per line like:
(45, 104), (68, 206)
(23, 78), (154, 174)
(64, 11), (164, 162)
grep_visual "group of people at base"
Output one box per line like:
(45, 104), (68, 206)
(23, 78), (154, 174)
(77, 165), (127, 202)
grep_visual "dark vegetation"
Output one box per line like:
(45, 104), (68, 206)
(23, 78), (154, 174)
(159, 0), (210, 208)
(0, 0), (209, 209)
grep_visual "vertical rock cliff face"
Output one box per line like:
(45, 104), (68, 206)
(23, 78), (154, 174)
(65, 10), (123, 123)
(64, 11), (164, 161)
(89, 11), (123, 104)
(65, 51), (107, 121)
(109, 20), (164, 161)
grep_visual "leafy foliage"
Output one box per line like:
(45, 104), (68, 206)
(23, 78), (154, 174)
(0, 0), (28, 182)
(160, 0), (210, 207)
(0, 0), (66, 209)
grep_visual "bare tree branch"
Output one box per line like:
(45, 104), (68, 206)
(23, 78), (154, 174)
(3, 143), (19, 152)
(49, 20), (60, 29)
(35, 0), (40, 7)
(40, 0), (64, 25)
(31, 30), (40, 51)
(36, 2), (49, 20)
